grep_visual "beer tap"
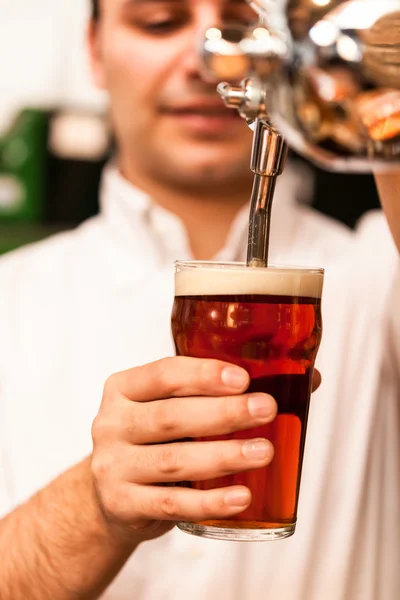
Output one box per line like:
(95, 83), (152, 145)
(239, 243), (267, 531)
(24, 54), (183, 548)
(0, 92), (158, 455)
(202, 22), (290, 267)
(201, 0), (400, 267)
(218, 83), (287, 267)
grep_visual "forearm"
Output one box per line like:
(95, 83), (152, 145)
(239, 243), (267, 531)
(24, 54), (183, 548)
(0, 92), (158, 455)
(374, 172), (400, 253)
(0, 458), (136, 600)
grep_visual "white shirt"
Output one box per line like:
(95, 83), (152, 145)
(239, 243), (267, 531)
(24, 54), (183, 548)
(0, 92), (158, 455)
(0, 164), (399, 600)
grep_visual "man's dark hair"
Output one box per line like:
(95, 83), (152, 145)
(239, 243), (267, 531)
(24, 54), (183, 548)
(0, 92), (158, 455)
(91, 0), (100, 20)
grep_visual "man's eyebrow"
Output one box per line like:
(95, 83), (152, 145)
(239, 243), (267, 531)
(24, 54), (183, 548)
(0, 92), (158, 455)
(122, 0), (250, 5)
(122, 0), (185, 5)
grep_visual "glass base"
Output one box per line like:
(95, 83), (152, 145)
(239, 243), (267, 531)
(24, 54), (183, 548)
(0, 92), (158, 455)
(177, 521), (296, 541)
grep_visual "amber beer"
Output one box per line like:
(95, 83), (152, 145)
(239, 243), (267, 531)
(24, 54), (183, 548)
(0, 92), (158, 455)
(171, 261), (324, 541)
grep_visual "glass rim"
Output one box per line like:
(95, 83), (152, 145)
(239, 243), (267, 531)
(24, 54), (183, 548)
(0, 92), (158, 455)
(174, 260), (324, 276)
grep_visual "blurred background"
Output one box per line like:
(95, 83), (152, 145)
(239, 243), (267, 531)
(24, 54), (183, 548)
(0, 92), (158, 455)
(0, 0), (380, 256)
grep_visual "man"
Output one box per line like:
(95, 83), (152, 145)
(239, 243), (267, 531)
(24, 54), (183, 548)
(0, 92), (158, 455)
(0, 1), (399, 599)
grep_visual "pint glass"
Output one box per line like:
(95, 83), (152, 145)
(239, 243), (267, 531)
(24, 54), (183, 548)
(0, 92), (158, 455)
(171, 261), (324, 541)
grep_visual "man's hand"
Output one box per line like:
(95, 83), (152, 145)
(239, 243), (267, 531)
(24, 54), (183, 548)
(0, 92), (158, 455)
(91, 357), (279, 543)
(0, 360), (320, 600)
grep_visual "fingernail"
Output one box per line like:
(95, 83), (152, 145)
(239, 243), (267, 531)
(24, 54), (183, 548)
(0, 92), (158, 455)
(242, 439), (272, 461)
(221, 367), (248, 389)
(248, 394), (274, 419)
(225, 488), (251, 507)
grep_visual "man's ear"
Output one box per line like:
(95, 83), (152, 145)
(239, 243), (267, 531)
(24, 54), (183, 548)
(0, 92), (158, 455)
(87, 20), (107, 90)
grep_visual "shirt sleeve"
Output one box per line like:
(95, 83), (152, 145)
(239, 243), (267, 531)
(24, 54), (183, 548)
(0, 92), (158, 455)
(0, 458), (12, 520)
(0, 378), (13, 520)
(0, 256), (16, 520)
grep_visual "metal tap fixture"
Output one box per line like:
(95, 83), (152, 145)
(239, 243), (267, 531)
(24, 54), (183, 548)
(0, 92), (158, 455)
(202, 0), (400, 266)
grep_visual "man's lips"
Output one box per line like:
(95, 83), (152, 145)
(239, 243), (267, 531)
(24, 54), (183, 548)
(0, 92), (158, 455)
(158, 100), (244, 134)
(160, 104), (241, 118)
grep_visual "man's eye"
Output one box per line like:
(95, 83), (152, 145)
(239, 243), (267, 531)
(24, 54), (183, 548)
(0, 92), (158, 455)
(142, 18), (186, 34)
(133, 10), (189, 35)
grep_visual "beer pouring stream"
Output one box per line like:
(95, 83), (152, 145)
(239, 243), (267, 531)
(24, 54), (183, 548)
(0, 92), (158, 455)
(201, 1), (400, 266)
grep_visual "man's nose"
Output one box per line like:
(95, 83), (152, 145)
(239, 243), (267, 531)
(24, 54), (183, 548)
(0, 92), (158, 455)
(180, 37), (215, 83)
(179, 6), (228, 82)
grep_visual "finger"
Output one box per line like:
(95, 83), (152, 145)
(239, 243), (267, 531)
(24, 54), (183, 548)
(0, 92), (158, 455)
(123, 392), (277, 444)
(114, 484), (252, 523)
(312, 369), (322, 392)
(108, 357), (250, 402)
(120, 438), (274, 483)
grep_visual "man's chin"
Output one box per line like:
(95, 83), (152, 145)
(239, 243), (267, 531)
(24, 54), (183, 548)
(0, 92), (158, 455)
(139, 129), (253, 187)
(157, 155), (253, 189)
(159, 139), (252, 172)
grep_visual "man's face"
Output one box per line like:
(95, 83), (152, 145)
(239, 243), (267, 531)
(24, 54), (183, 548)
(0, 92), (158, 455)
(89, 0), (256, 188)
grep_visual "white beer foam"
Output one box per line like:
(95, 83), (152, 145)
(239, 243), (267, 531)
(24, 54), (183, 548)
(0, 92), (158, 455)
(175, 263), (323, 299)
